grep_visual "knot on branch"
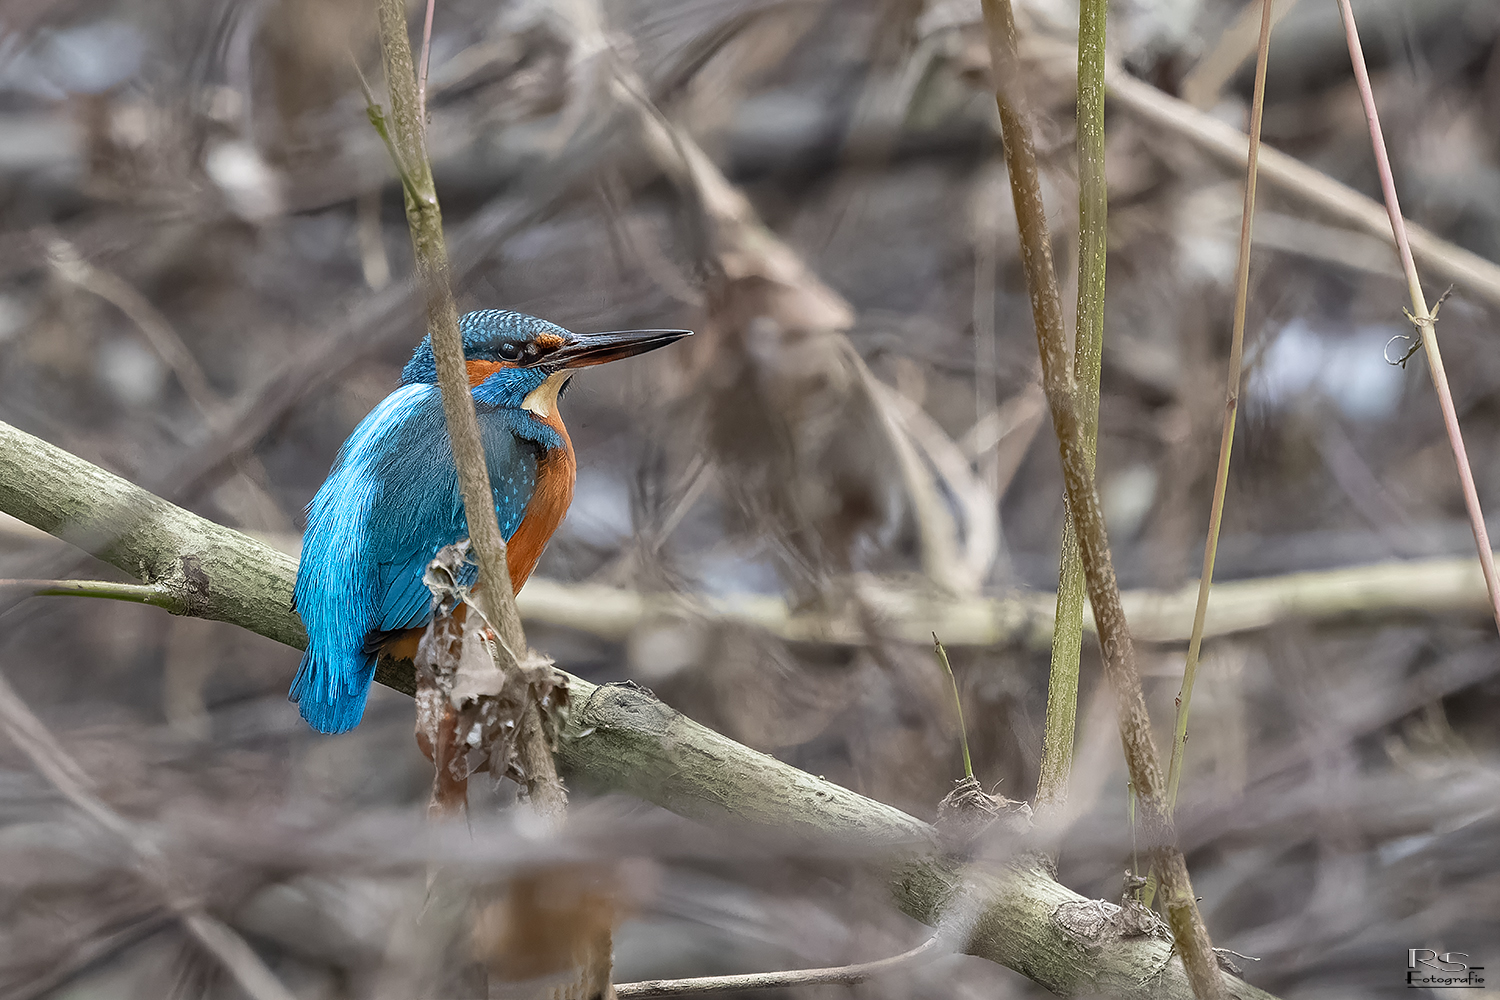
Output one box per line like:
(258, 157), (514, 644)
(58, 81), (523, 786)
(172, 554), (212, 617)
(1386, 285), (1454, 368)
(936, 775), (1032, 847)
(1053, 895), (1169, 947)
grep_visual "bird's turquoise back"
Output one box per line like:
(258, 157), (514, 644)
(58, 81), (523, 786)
(291, 382), (545, 733)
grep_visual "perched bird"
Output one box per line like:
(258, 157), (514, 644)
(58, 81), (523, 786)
(292, 309), (688, 733)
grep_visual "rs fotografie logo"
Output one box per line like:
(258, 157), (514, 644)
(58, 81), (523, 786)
(1409, 950), (1486, 989)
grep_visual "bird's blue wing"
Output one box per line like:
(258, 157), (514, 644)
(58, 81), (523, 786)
(366, 408), (539, 637)
(291, 385), (539, 734)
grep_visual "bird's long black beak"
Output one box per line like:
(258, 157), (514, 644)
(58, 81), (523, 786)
(552, 329), (691, 369)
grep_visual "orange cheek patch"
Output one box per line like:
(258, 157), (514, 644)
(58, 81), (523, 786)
(535, 332), (565, 349)
(466, 359), (516, 387)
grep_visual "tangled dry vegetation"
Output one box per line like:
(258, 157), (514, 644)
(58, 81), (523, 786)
(1, 0), (1499, 997)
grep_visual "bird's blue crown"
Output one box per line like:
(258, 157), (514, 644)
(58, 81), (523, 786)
(400, 309), (572, 386)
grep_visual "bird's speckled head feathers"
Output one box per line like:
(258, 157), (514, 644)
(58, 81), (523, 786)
(400, 309), (691, 412)
(401, 309), (572, 386)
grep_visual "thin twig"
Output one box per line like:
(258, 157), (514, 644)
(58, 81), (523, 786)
(978, 2), (1222, 997)
(372, 0), (566, 819)
(1018, 33), (1500, 309)
(46, 239), (219, 415)
(932, 634), (973, 780)
(1081, 52), (1500, 310)
(0, 669), (298, 1000)
(1165, 0), (1275, 816)
(1333, 0), (1500, 636)
(351, 51), (424, 205)
(42, 237), (291, 532)
(614, 935), (941, 997)
(0, 578), (175, 609)
(12, 911), (175, 1000)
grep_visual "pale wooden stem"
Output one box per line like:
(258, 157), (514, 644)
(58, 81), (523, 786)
(1166, 0), (1275, 815)
(1332, 0), (1500, 636)
(613, 935), (939, 996)
(372, 0), (565, 818)
(1035, 0), (1106, 815)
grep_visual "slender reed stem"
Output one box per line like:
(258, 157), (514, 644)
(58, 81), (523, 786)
(1035, 0), (1107, 814)
(932, 634), (973, 780)
(372, 0), (565, 818)
(1164, 0), (1274, 815)
(1333, 0), (1500, 635)
(979, 2), (1222, 995)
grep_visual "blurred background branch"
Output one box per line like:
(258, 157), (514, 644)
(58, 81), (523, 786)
(2, 0), (1499, 994)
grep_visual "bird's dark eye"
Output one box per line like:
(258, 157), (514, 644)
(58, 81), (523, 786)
(497, 343), (522, 361)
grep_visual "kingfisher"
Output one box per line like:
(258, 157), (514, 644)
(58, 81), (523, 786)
(291, 308), (688, 734)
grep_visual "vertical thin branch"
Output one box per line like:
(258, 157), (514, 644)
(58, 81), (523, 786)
(372, 0), (565, 819)
(972, 189), (1000, 484)
(1164, 0), (1274, 814)
(1035, 0), (1107, 815)
(1334, 0), (1500, 635)
(978, 2), (1222, 997)
(417, 0), (436, 122)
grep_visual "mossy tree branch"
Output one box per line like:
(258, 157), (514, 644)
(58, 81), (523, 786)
(0, 418), (1278, 1000)
(977, 2), (1221, 996)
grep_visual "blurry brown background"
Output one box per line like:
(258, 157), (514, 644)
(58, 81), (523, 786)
(1, 0), (1498, 996)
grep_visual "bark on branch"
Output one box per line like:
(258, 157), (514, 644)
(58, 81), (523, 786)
(0, 418), (1275, 1000)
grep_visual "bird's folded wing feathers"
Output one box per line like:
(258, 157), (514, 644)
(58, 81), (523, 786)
(361, 398), (541, 644)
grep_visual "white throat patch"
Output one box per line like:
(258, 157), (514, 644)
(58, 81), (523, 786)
(521, 370), (571, 419)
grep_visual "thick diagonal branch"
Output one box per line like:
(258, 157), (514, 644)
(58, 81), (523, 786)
(0, 418), (1275, 1000)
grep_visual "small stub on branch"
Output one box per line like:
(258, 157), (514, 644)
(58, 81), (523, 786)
(1386, 285), (1454, 369)
(936, 775), (1032, 846)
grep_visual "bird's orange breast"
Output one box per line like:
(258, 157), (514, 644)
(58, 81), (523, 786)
(505, 410), (575, 591)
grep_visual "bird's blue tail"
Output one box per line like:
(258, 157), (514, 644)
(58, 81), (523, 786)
(290, 649), (377, 734)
